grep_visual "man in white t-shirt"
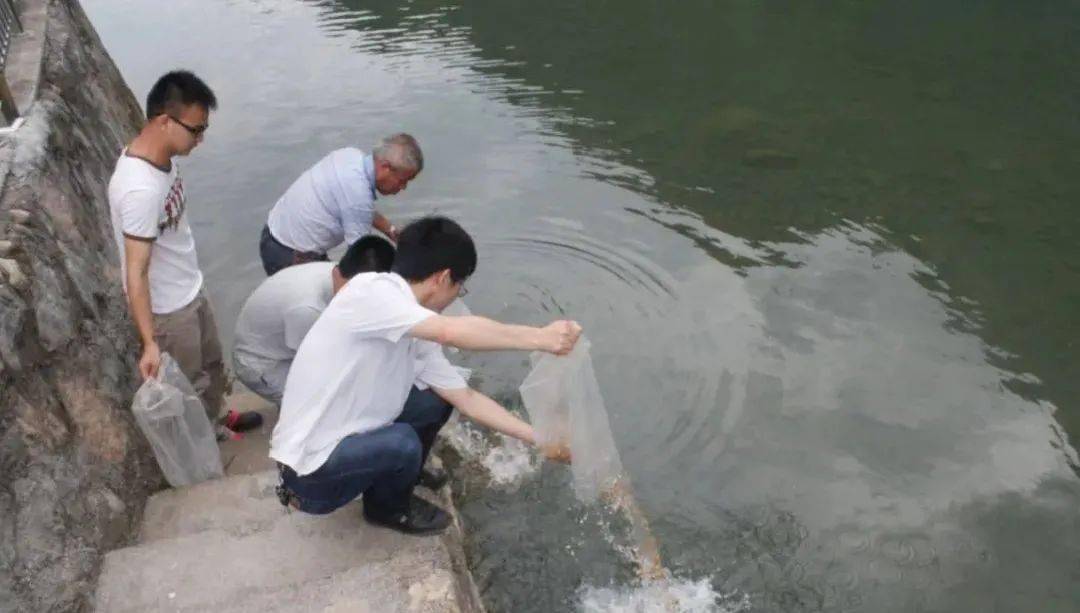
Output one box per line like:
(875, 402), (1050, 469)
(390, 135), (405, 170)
(271, 216), (580, 535)
(259, 134), (422, 276)
(233, 235), (395, 405)
(108, 70), (261, 437)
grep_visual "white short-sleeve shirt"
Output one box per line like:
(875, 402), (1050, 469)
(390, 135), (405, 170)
(108, 151), (203, 315)
(270, 272), (467, 476)
(266, 148), (376, 254)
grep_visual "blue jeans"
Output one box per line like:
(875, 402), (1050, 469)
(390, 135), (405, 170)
(259, 225), (329, 276)
(280, 387), (453, 516)
(395, 385), (455, 468)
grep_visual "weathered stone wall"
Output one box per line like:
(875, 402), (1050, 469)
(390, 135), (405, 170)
(0, 1), (161, 611)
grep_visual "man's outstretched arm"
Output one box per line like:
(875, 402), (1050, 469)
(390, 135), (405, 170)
(433, 386), (570, 462)
(410, 315), (581, 355)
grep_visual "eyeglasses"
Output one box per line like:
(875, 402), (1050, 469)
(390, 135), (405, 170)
(457, 281), (469, 298)
(167, 114), (208, 137)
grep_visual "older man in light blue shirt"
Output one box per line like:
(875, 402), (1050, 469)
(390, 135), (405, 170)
(260, 133), (422, 275)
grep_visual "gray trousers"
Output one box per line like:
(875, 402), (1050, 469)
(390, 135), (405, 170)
(232, 352), (288, 406)
(153, 288), (227, 421)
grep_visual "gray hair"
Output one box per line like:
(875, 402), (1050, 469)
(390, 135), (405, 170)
(372, 133), (424, 173)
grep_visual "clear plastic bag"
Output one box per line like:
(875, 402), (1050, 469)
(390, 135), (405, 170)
(441, 298), (472, 318)
(519, 336), (623, 503)
(131, 353), (223, 487)
(441, 298), (473, 380)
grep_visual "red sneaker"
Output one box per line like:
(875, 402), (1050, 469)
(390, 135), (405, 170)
(222, 410), (264, 433)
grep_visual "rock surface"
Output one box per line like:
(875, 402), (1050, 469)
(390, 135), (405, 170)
(0, 1), (161, 611)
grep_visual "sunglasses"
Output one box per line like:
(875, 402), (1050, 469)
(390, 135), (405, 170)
(167, 114), (208, 137)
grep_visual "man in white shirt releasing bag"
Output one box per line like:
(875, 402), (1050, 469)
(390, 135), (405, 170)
(270, 217), (580, 535)
(108, 70), (261, 438)
(233, 235), (395, 405)
(259, 134), (421, 276)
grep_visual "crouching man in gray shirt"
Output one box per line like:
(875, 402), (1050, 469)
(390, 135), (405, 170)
(233, 235), (395, 405)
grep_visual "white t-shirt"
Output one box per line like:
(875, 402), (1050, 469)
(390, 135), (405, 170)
(270, 273), (467, 476)
(108, 151), (203, 315)
(266, 148), (376, 254)
(233, 261), (335, 373)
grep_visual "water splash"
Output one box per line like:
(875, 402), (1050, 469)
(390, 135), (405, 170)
(445, 415), (750, 611)
(481, 434), (538, 486)
(579, 578), (751, 613)
(443, 417), (538, 488)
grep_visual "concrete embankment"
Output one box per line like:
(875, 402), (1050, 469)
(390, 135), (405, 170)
(0, 2), (484, 611)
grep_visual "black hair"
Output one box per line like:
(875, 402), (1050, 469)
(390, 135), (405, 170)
(145, 70), (218, 120)
(392, 216), (476, 283)
(338, 235), (395, 278)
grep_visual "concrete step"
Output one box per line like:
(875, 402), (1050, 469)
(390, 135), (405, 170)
(139, 470), (281, 543)
(95, 499), (459, 612)
(139, 450), (448, 545)
(170, 561), (461, 613)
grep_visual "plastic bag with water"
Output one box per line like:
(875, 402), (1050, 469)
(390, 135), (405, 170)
(519, 336), (623, 503)
(131, 353), (223, 487)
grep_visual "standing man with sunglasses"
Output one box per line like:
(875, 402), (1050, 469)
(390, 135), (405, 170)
(108, 70), (261, 438)
(259, 134), (422, 276)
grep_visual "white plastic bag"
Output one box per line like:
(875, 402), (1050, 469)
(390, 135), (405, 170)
(131, 353), (223, 487)
(519, 336), (623, 503)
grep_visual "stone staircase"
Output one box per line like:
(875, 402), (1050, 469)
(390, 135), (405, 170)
(92, 394), (482, 613)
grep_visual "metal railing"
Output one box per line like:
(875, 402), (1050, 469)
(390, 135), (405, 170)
(0, 0), (20, 125)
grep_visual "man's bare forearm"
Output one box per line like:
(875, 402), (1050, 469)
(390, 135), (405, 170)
(436, 387), (535, 445)
(126, 269), (156, 347)
(410, 315), (581, 356)
(440, 316), (543, 352)
(372, 211), (392, 234)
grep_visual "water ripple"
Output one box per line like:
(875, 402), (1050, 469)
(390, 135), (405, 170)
(489, 230), (679, 301)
